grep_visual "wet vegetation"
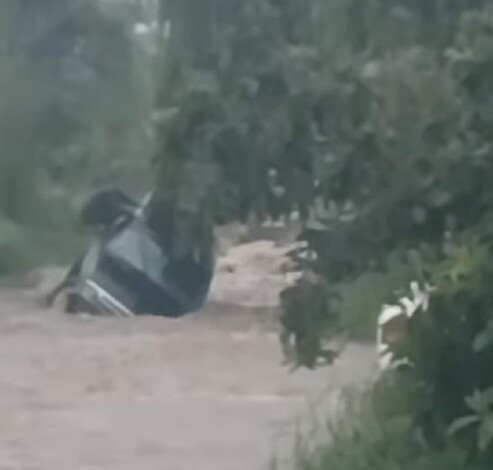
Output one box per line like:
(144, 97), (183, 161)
(3, 0), (493, 467)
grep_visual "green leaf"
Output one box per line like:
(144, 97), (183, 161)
(474, 325), (493, 352)
(478, 415), (493, 451)
(465, 390), (484, 414)
(447, 415), (480, 436)
(465, 388), (493, 414)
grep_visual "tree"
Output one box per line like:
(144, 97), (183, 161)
(0, 0), (155, 271)
(155, 0), (493, 460)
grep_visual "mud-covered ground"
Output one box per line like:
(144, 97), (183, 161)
(0, 241), (376, 470)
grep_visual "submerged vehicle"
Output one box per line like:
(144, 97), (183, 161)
(63, 192), (214, 318)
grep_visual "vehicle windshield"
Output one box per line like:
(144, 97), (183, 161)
(105, 222), (169, 288)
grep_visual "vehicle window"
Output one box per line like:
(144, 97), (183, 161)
(105, 223), (168, 286)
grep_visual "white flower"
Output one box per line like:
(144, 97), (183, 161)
(378, 304), (405, 327)
(399, 281), (435, 318)
(377, 281), (436, 372)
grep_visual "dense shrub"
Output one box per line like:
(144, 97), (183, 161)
(0, 1), (153, 274)
(155, 0), (493, 465)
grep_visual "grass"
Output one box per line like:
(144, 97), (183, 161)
(334, 251), (414, 340)
(278, 383), (489, 470)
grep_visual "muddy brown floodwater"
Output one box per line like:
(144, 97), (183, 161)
(0, 241), (376, 469)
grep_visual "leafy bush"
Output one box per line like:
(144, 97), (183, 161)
(156, 0), (493, 466)
(381, 232), (493, 460)
(268, 7), (493, 461)
(0, 1), (153, 275)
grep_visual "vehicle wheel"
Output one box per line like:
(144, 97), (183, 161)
(65, 292), (83, 314)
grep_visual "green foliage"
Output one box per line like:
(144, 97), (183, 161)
(288, 387), (489, 470)
(0, 215), (29, 275)
(449, 389), (493, 453)
(384, 231), (493, 460)
(0, 0), (154, 274)
(156, 0), (493, 465)
(333, 251), (414, 340)
(270, 16), (493, 463)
